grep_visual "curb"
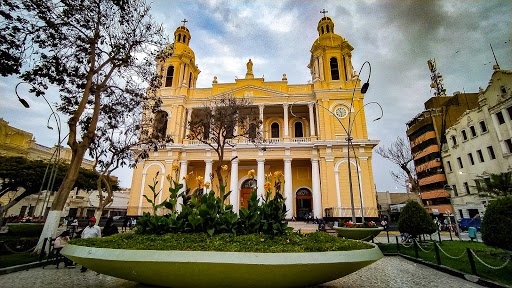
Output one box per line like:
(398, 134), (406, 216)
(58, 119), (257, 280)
(0, 261), (46, 276)
(392, 254), (511, 288)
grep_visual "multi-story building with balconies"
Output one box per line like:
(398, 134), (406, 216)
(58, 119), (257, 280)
(127, 16), (380, 220)
(406, 93), (479, 215)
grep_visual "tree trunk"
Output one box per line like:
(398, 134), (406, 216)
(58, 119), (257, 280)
(35, 146), (88, 253)
(95, 209), (103, 226)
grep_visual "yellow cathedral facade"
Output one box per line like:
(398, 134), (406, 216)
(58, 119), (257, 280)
(127, 16), (380, 220)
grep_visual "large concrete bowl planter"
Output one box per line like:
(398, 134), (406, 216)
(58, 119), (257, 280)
(333, 227), (384, 241)
(61, 243), (383, 288)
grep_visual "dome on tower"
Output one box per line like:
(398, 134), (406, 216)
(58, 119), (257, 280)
(172, 25), (195, 60)
(311, 17), (347, 53)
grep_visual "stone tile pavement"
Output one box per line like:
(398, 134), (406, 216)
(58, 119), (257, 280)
(0, 256), (483, 288)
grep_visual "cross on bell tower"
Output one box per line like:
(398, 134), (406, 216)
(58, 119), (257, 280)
(181, 18), (188, 26)
(320, 9), (328, 17)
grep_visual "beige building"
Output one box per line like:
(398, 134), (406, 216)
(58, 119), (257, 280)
(442, 66), (512, 219)
(0, 119), (130, 220)
(128, 16), (380, 220)
(377, 191), (421, 221)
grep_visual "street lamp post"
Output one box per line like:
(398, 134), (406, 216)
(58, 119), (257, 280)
(16, 82), (65, 220)
(292, 61), (382, 223)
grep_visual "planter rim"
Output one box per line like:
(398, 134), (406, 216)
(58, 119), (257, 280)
(62, 243), (382, 265)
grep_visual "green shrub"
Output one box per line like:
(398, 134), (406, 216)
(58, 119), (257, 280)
(397, 200), (436, 238)
(69, 231), (372, 253)
(136, 172), (292, 237)
(482, 196), (512, 251)
(6, 223), (44, 237)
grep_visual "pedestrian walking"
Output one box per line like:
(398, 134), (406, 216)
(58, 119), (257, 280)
(102, 217), (119, 237)
(80, 217), (101, 272)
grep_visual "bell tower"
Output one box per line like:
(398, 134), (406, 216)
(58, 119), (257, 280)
(308, 14), (354, 88)
(156, 19), (200, 93)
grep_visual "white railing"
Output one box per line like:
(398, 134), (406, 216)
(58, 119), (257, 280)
(266, 138), (282, 144)
(291, 137), (311, 143)
(324, 207), (379, 218)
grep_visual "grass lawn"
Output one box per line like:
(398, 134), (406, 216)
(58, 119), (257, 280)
(0, 253), (40, 268)
(378, 241), (512, 286)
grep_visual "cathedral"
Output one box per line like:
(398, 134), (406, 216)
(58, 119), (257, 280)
(127, 16), (380, 220)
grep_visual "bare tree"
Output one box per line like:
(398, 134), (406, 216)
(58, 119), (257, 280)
(375, 136), (420, 193)
(187, 95), (262, 201)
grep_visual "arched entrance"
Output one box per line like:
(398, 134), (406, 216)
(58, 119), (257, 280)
(296, 188), (312, 220)
(240, 179), (257, 209)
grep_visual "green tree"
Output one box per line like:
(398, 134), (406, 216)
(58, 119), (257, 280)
(481, 196), (512, 250)
(3, 0), (167, 252)
(477, 172), (512, 197)
(0, 156), (98, 223)
(397, 200), (437, 239)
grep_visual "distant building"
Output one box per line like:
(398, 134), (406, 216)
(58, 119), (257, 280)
(406, 83), (480, 215)
(0, 118), (94, 169)
(0, 119), (129, 220)
(442, 66), (512, 219)
(377, 191), (421, 221)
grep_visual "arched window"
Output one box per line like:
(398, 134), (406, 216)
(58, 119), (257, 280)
(183, 35), (187, 43)
(177, 34), (181, 42)
(326, 25), (330, 33)
(271, 122), (280, 138)
(294, 122), (304, 138)
(241, 179), (257, 189)
(321, 26), (325, 34)
(152, 111), (168, 139)
(330, 57), (340, 81)
(188, 72), (192, 88)
(165, 66), (174, 87)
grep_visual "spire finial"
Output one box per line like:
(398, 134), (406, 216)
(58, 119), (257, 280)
(181, 19), (188, 26)
(320, 9), (328, 17)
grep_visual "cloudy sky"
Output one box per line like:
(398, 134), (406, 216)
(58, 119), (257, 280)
(1, 0), (510, 192)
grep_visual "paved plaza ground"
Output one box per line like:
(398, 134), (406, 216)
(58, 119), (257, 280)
(0, 256), (483, 288)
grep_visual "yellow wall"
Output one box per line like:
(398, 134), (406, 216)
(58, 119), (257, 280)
(128, 17), (380, 219)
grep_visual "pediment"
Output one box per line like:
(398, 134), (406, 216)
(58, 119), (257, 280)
(212, 84), (289, 98)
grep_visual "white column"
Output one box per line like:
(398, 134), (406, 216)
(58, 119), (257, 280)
(229, 158), (240, 213)
(184, 108), (193, 138)
(182, 64), (189, 87)
(311, 158), (322, 219)
(284, 158), (293, 219)
(308, 103), (316, 136)
(318, 56), (324, 80)
(204, 160), (213, 194)
(178, 63), (185, 86)
(315, 102), (321, 139)
(283, 103), (289, 137)
(259, 104), (264, 132)
(334, 171), (341, 209)
(257, 159), (265, 201)
(178, 160), (188, 212)
(138, 172), (147, 215)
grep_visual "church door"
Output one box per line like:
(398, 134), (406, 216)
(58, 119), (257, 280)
(240, 179), (257, 209)
(296, 188), (313, 220)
